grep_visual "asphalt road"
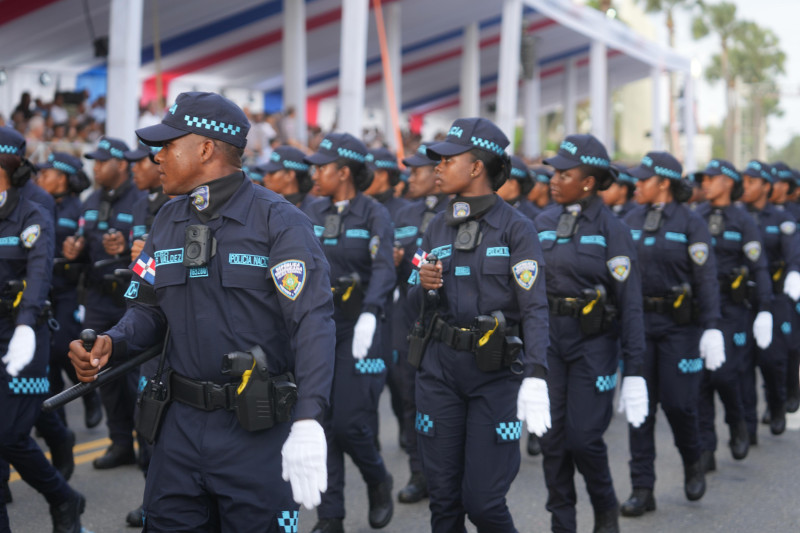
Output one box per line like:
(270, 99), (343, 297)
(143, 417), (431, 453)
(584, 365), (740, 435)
(6, 383), (800, 533)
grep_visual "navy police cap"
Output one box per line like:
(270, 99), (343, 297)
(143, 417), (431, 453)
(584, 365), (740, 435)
(770, 161), (794, 182)
(530, 165), (552, 184)
(38, 152), (83, 175)
(0, 126), (26, 156)
(700, 158), (740, 182)
(628, 151), (682, 181)
(257, 146), (310, 174)
(124, 141), (161, 163)
(402, 142), (438, 167)
(742, 160), (773, 182)
(304, 133), (368, 166)
(611, 163), (637, 186)
(85, 136), (130, 161)
(544, 134), (612, 171)
(135, 92), (250, 149)
(426, 117), (509, 159)
(509, 155), (532, 182)
(366, 147), (399, 171)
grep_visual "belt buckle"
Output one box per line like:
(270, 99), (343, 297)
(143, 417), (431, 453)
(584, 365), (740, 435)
(203, 384), (227, 411)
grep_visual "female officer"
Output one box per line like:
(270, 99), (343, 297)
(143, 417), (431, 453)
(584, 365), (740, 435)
(303, 133), (396, 533)
(535, 134), (648, 533)
(696, 159), (772, 471)
(260, 145), (319, 215)
(620, 152), (723, 518)
(528, 166), (554, 216)
(413, 117), (550, 533)
(0, 128), (84, 532)
(497, 155), (538, 220)
(600, 165), (638, 219)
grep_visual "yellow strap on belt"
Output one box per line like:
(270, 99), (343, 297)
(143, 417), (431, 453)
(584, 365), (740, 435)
(342, 282), (356, 302)
(582, 289), (601, 315)
(673, 291), (686, 309)
(773, 267), (784, 283)
(731, 273), (744, 290)
(11, 280), (26, 308)
(237, 359), (257, 395)
(478, 317), (499, 347)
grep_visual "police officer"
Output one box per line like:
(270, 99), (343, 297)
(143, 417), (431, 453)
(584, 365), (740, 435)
(784, 168), (800, 412)
(696, 159), (772, 470)
(535, 134), (648, 533)
(620, 152), (723, 517)
(497, 155), (538, 220)
(528, 166), (554, 217)
(62, 136), (145, 469)
(303, 134), (396, 533)
(69, 91), (334, 531)
(392, 142), (446, 504)
(412, 118), (550, 533)
(740, 160), (799, 438)
(600, 165), (638, 218)
(0, 127), (85, 533)
(258, 145), (319, 215)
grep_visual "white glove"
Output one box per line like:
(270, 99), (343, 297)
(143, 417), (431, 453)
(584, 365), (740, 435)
(753, 311), (773, 349)
(75, 304), (85, 324)
(784, 271), (800, 301)
(2, 325), (36, 377)
(516, 377), (551, 437)
(618, 376), (649, 428)
(352, 312), (377, 360)
(699, 328), (726, 371)
(281, 419), (328, 510)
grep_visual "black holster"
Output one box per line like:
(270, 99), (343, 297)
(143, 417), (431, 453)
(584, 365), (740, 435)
(578, 286), (614, 335)
(407, 312), (437, 369)
(670, 283), (693, 325)
(102, 273), (129, 307)
(726, 267), (750, 305)
(332, 273), (363, 321)
(770, 261), (787, 295)
(135, 370), (172, 445)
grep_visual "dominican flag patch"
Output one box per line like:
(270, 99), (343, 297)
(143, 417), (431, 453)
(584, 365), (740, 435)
(132, 252), (156, 285)
(412, 248), (428, 268)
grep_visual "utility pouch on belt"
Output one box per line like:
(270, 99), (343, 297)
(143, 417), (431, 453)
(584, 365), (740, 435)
(770, 260), (786, 295)
(669, 282), (693, 325)
(332, 273), (363, 321)
(136, 369), (172, 444)
(728, 266), (749, 305)
(473, 311), (511, 372)
(0, 280), (25, 317)
(579, 285), (608, 335)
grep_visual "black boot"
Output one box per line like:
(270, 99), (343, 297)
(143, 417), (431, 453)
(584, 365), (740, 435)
(683, 459), (706, 501)
(749, 431), (758, 446)
(527, 433), (541, 456)
(786, 394), (800, 413)
(93, 443), (136, 470)
(397, 472), (428, 504)
(367, 472), (393, 528)
(1, 478), (11, 504)
(126, 504), (144, 527)
(729, 421), (749, 460)
(620, 488), (655, 517)
(761, 408), (771, 425)
(50, 490), (85, 533)
(770, 404), (787, 435)
(83, 390), (103, 429)
(593, 504), (620, 533)
(700, 450), (716, 473)
(309, 518), (344, 533)
(51, 429), (76, 481)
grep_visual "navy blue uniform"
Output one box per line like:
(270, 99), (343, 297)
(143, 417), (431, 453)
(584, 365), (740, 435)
(695, 203), (771, 454)
(535, 196), (645, 533)
(623, 202), (720, 490)
(0, 194), (72, 531)
(129, 188), (170, 244)
(610, 200), (637, 219)
(408, 198), (549, 533)
(742, 204), (799, 431)
(783, 202), (800, 402)
(107, 173), (335, 531)
(509, 197), (541, 221)
(305, 193), (396, 522)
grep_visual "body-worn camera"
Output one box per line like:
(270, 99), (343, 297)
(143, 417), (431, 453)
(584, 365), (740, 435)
(322, 214), (343, 239)
(455, 221), (481, 251)
(183, 224), (215, 267)
(556, 212), (579, 239)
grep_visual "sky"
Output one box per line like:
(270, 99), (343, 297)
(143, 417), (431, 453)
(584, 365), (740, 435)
(663, 0), (800, 149)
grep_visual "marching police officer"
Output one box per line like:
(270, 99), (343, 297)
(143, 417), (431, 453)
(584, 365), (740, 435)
(0, 127), (85, 533)
(497, 155), (538, 220)
(303, 134), (396, 533)
(528, 166), (554, 217)
(535, 134), (648, 533)
(69, 91), (335, 531)
(412, 118), (551, 533)
(258, 145), (319, 215)
(696, 159), (772, 470)
(62, 136), (145, 469)
(600, 165), (638, 219)
(620, 152), (723, 517)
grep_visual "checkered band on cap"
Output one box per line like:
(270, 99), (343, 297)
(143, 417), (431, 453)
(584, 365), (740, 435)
(183, 115), (241, 137)
(471, 136), (505, 155)
(48, 154), (77, 174)
(0, 144), (19, 154)
(580, 155), (609, 167)
(98, 139), (125, 158)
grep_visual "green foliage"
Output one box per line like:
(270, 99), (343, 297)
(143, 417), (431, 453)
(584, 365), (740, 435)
(768, 135), (800, 168)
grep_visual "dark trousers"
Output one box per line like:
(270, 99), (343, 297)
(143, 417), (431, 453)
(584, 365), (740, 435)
(415, 341), (522, 533)
(399, 354), (423, 473)
(540, 317), (619, 533)
(789, 299), (800, 400)
(628, 318), (702, 490)
(317, 322), (388, 521)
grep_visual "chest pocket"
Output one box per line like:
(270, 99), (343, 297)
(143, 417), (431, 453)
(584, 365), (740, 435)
(343, 228), (371, 249)
(154, 265), (186, 290)
(482, 256), (511, 276)
(576, 240), (607, 260)
(221, 264), (274, 293)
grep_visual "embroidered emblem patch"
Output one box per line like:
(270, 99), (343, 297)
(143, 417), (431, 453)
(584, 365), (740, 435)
(688, 242), (709, 266)
(20, 224), (40, 248)
(512, 260), (538, 290)
(453, 201), (470, 218)
(0, 191), (6, 207)
(190, 185), (210, 211)
(271, 260), (306, 300)
(124, 281), (139, 299)
(132, 252), (157, 284)
(607, 255), (631, 282)
(780, 221), (796, 235)
(743, 241), (761, 262)
(369, 235), (380, 260)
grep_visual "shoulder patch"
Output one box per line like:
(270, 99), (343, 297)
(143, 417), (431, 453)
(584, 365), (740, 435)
(369, 235), (380, 260)
(512, 260), (538, 290)
(607, 255), (631, 282)
(743, 241), (762, 262)
(453, 202), (470, 218)
(20, 224), (41, 248)
(780, 220), (796, 235)
(688, 242), (709, 266)
(271, 260), (306, 300)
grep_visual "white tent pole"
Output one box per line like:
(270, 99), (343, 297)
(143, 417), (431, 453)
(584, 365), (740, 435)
(590, 39), (607, 145)
(563, 59), (577, 135)
(683, 72), (696, 169)
(651, 66), (663, 150)
(496, 0), (523, 143)
(522, 72), (540, 158)
(460, 22), (480, 118)
(338, 0), (369, 137)
(382, 1), (401, 149)
(106, 0), (143, 146)
(283, 0), (308, 144)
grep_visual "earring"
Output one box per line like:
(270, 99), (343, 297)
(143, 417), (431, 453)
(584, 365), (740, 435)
(583, 186), (589, 192)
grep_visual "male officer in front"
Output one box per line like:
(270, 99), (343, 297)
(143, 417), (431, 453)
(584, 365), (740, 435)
(69, 92), (335, 532)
